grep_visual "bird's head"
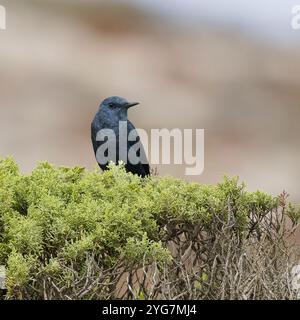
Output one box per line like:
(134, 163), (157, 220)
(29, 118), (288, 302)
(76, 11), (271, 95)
(99, 96), (139, 121)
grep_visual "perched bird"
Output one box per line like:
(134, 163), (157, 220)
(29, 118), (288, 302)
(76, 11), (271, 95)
(91, 96), (150, 177)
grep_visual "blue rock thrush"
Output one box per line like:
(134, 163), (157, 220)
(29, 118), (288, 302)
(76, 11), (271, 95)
(91, 96), (150, 177)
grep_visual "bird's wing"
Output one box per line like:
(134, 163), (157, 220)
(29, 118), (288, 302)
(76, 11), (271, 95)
(91, 121), (100, 155)
(142, 162), (150, 176)
(91, 120), (108, 171)
(127, 121), (150, 176)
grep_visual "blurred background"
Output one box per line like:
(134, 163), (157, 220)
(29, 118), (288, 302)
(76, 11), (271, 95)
(0, 0), (299, 203)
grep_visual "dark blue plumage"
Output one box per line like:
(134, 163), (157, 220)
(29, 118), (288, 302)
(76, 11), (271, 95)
(91, 96), (150, 177)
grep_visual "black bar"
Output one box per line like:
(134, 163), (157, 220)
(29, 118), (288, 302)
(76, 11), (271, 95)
(0, 300), (295, 319)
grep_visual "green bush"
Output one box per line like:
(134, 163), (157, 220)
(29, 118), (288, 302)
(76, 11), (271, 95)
(0, 156), (299, 300)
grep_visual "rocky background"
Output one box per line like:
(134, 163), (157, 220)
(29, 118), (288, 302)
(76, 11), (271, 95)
(0, 0), (299, 207)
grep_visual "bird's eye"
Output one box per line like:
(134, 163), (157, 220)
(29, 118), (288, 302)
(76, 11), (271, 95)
(108, 103), (114, 108)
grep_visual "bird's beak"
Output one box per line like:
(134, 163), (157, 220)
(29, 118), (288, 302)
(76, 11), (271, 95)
(126, 102), (140, 108)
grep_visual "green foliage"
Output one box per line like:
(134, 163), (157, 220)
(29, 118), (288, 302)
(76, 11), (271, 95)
(0, 156), (298, 299)
(6, 251), (36, 299)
